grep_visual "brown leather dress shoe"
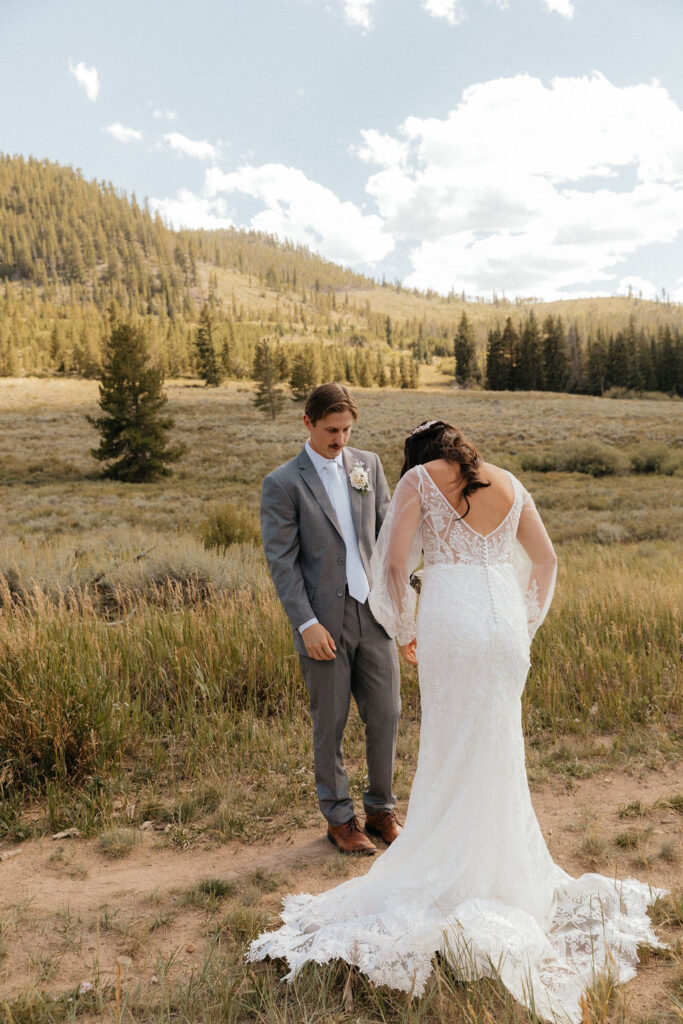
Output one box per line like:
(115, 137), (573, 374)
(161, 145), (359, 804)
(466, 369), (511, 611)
(364, 809), (403, 845)
(327, 816), (377, 855)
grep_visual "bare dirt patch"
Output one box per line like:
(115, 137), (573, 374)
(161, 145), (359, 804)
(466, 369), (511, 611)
(0, 763), (680, 1019)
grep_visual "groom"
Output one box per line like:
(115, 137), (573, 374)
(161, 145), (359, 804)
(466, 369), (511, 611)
(260, 382), (402, 855)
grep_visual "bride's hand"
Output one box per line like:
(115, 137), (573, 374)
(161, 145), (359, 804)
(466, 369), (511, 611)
(399, 639), (417, 666)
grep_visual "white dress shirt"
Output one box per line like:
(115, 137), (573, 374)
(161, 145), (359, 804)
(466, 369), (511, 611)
(298, 440), (370, 634)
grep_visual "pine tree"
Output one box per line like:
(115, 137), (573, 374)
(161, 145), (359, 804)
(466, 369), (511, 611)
(253, 337), (288, 419)
(485, 325), (508, 390)
(322, 345), (335, 381)
(399, 356), (418, 389)
(542, 316), (568, 392)
(584, 331), (608, 396)
(453, 312), (478, 386)
(385, 315), (393, 348)
(500, 318), (517, 389)
(88, 321), (184, 481)
(638, 336), (657, 391)
(654, 326), (677, 393)
(624, 315), (644, 391)
(606, 330), (628, 389)
(195, 305), (222, 386)
(290, 344), (319, 402)
(221, 319), (235, 376)
(515, 312), (543, 390)
(358, 351), (373, 387)
(565, 322), (584, 393)
(673, 331), (683, 395)
(399, 356), (410, 388)
(376, 350), (388, 387)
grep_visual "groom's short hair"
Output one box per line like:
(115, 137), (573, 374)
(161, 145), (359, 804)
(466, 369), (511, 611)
(305, 382), (359, 424)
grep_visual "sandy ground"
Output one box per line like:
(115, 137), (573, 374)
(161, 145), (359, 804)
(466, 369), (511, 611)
(0, 762), (681, 1019)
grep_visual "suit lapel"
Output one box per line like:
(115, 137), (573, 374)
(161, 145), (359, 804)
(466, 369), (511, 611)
(297, 448), (343, 540)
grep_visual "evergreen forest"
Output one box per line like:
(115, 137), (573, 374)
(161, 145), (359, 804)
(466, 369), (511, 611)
(1, 154), (682, 395)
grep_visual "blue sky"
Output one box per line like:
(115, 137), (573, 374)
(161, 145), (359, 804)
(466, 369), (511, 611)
(2, 0), (683, 300)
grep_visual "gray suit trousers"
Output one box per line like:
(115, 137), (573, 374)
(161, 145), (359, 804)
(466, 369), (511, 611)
(299, 592), (401, 827)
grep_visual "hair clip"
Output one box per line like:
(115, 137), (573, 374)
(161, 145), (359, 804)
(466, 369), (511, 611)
(409, 420), (439, 437)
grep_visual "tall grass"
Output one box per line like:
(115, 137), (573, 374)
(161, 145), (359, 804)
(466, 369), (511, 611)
(1, 541), (680, 837)
(0, 580), (300, 789)
(526, 543), (681, 733)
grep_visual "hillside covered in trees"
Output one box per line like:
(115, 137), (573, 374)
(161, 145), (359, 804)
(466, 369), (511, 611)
(0, 153), (681, 394)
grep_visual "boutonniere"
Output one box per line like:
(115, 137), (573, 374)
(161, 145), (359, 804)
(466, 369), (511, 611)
(348, 461), (370, 496)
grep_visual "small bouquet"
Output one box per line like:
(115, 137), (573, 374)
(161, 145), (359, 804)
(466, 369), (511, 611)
(409, 571), (423, 594)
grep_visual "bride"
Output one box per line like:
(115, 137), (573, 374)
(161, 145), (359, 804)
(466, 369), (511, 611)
(248, 420), (663, 1023)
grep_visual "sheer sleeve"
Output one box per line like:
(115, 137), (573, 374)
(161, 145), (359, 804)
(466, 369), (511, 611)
(368, 471), (423, 645)
(514, 486), (558, 639)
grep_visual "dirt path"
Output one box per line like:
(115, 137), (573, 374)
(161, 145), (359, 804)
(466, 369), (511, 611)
(1, 763), (681, 1016)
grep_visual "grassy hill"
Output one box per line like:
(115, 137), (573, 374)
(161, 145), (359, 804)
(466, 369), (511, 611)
(1, 153), (682, 391)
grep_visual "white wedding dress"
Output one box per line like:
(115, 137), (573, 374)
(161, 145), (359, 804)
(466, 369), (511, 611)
(248, 466), (664, 1022)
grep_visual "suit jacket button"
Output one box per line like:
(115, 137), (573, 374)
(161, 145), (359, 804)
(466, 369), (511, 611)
(338, 558), (345, 565)
(336, 589), (344, 598)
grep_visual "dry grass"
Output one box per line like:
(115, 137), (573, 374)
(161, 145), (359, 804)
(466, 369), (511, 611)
(98, 827), (137, 859)
(2, 898), (681, 1024)
(0, 378), (681, 1023)
(0, 537), (679, 847)
(0, 378), (680, 844)
(1, 379), (681, 543)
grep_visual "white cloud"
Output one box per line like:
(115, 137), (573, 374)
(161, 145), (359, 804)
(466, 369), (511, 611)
(618, 275), (658, 299)
(150, 189), (233, 230)
(333, 0), (574, 30)
(69, 60), (99, 102)
(422, 0), (465, 25)
(205, 163), (394, 265)
(164, 132), (217, 161)
(106, 122), (142, 143)
(544, 0), (574, 17)
(341, 0), (374, 28)
(153, 107), (177, 121)
(356, 129), (410, 168)
(357, 73), (683, 298)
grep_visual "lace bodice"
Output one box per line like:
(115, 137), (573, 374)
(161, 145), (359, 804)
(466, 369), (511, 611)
(368, 465), (557, 645)
(418, 464), (522, 568)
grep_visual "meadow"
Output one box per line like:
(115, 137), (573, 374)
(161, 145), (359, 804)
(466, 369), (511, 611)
(0, 377), (681, 1023)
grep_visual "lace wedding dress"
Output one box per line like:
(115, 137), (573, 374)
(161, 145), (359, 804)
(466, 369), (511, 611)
(248, 466), (664, 1022)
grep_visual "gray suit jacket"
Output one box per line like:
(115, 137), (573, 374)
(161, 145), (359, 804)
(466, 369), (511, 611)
(261, 445), (392, 656)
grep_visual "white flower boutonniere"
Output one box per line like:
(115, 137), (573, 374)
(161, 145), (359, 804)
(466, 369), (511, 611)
(348, 461), (370, 496)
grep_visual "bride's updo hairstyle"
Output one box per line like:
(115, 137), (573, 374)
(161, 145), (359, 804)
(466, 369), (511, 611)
(400, 420), (490, 519)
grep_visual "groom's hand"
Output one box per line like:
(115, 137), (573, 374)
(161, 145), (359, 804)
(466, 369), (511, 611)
(302, 623), (337, 661)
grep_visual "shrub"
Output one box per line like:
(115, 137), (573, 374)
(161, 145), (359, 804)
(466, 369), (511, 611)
(630, 444), (670, 474)
(560, 441), (628, 477)
(595, 522), (626, 544)
(200, 503), (261, 549)
(520, 451), (560, 473)
(630, 444), (682, 476)
(521, 442), (628, 477)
